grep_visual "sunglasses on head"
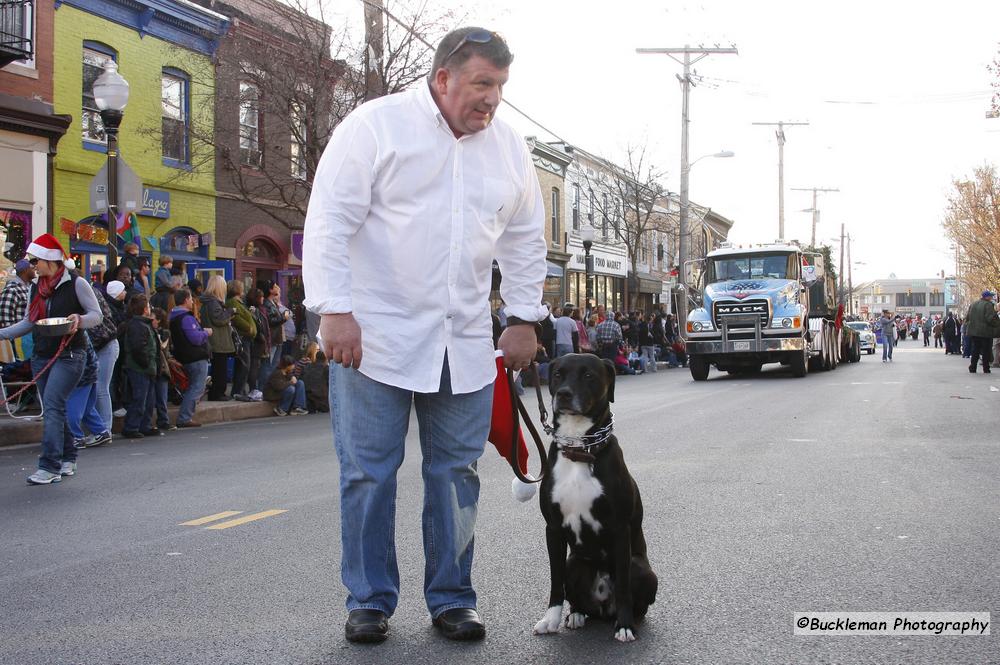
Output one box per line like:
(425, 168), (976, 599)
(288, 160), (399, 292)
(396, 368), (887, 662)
(442, 29), (496, 65)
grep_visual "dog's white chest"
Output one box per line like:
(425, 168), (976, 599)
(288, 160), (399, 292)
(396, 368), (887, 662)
(550, 415), (604, 544)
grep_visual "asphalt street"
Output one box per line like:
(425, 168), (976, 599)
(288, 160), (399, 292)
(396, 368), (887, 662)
(1, 343), (997, 665)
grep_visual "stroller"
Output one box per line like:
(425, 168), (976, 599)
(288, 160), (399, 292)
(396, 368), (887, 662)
(167, 358), (189, 405)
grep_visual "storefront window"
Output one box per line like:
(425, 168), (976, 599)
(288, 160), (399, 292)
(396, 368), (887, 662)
(0, 208), (31, 271)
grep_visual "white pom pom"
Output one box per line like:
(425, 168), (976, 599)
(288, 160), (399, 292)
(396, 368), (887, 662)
(64, 258), (76, 270)
(512, 474), (537, 502)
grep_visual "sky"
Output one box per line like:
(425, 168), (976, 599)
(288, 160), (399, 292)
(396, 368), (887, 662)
(477, 0), (1000, 284)
(339, 0), (1000, 284)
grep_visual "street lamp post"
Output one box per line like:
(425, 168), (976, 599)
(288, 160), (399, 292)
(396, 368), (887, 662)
(92, 60), (130, 267)
(581, 224), (595, 319)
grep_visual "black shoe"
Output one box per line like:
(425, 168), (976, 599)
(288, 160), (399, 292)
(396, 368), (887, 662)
(969, 366), (976, 373)
(432, 608), (485, 641)
(345, 609), (389, 643)
(141, 429), (165, 437)
(121, 431), (144, 439)
(208, 395), (232, 402)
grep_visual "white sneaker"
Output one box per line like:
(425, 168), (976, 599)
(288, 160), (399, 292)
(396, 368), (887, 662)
(249, 390), (263, 401)
(113, 408), (127, 418)
(60, 462), (77, 476)
(27, 469), (62, 485)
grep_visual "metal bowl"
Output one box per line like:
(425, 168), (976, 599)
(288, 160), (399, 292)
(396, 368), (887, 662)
(34, 317), (74, 337)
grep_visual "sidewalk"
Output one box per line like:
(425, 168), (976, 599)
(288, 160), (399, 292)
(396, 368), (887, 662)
(0, 399), (277, 448)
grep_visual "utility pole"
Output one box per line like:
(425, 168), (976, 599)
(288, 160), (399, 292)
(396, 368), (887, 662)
(847, 231), (853, 316)
(363, 0), (384, 101)
(753, 121), (808, 240)
(791, 186), (839, 246)
(636, 44), (737, 292)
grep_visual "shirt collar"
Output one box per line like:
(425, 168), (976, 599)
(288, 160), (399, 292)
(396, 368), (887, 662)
(418, 79), (448, 130)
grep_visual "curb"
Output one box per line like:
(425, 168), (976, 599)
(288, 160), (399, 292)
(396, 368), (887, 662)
(0, 400), (277, 448)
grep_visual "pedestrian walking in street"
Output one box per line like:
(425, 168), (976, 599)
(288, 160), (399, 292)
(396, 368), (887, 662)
(965, 290), (1000, 373)
(921, 316), (932, 346)
(878, 309), (895, 362)
(933, 318), (943, 348)
(303, 26), (544, 645)
(201, 275), (235, 401)
(0, 234), (102, 484)
(169, 288), (211, 428)
(943, 312), (959, 354)
(639, 313), (658, 372)
(553, 306), (577, 357)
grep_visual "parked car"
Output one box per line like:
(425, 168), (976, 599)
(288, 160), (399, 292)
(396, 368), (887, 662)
(846, 321), (877, 354)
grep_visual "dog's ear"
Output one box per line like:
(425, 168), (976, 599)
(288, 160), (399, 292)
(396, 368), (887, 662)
(601, 358), (616, 403)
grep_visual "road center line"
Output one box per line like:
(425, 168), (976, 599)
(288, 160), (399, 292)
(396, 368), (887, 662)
(180, 511), (243, 526)
(205, 510), (288, 530)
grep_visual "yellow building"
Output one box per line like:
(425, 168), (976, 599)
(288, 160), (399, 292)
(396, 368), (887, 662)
(51, 0), (228, 282)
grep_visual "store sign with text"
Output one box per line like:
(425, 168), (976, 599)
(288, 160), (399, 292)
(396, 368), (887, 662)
(567, 240), (627, 277)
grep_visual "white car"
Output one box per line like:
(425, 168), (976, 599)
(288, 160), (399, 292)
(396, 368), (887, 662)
(847, 321), (877, 354)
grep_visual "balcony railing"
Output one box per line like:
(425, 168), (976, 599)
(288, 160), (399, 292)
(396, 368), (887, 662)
(0, 0), (33, 68)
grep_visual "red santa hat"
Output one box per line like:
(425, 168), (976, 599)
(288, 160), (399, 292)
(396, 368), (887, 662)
(27, 233), (75, 269)
(488, 351), (540, 502)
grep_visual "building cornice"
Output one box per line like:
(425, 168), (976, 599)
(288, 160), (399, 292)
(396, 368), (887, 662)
(57, 0), (230, 56)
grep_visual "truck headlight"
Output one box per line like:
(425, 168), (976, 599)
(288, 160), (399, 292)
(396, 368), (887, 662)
(781, 317), (792, 328)
(693, 321), (703, 332)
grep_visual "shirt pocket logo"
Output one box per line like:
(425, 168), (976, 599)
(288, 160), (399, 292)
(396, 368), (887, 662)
(481, 176), (516, 224)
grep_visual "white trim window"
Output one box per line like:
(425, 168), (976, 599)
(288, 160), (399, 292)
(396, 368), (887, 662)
(239, 81), (262, 167)
(82, 45), (114, 143)
(289, 101), (307, 179)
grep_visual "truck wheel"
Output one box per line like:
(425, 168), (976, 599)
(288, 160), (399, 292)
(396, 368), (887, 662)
(789, 347), (808, 377)
(689, 356), (710, 381)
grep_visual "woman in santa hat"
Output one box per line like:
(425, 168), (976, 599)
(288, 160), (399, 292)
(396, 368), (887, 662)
(0, 233), (103, 484)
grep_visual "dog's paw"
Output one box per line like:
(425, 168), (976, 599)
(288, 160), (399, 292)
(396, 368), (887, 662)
(565, 612), (586, 630)
(614, 627), (636, 642)
(532, 605), (563, 635)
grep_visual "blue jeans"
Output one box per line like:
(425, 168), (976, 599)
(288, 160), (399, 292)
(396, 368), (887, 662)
(882, 335), (893, 360)
(278, 380), (306, 412)
(554, 343), (574, 358)
(67, 383), (107, 439)
(33, 350), (86, 474)
(124, 369), (155, 433)
(329, 356), (492, 618)
(95, 340), (118, 431)
(178, 359), (209, 425)
(154, 376), (169, 428)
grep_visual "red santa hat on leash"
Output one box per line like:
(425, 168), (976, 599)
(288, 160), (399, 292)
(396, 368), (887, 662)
(27, 233), (75, 270)
(488, 351), (540, 502)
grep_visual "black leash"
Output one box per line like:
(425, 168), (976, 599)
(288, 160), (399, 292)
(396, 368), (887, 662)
(505, 364), (552, 485)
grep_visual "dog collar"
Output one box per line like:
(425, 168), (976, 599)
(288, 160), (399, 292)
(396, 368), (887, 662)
(555, 414), (614, 463)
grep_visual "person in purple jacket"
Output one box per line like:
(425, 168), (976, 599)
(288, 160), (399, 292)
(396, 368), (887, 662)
(168, 288), (212, 428)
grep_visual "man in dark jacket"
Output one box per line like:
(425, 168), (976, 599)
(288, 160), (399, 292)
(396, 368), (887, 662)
(965, 290), (1000, 373)
(169, 288), (212, 427)
(943, 312), (959, 355)
(121, 294), (158, 438)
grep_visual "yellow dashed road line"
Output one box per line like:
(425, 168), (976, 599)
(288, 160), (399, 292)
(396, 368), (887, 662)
(179, 511), (243, 526)
(204, 510), (288, 530)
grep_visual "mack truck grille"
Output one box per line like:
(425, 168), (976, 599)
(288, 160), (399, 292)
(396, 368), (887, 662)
(713, 299), (770, 329)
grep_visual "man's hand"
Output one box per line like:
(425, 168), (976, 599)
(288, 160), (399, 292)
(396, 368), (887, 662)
(320, 313), (363, 369)
(204, 328), (213, 336)
(67, 313), (81, 335)
(498, 325), (537, 370)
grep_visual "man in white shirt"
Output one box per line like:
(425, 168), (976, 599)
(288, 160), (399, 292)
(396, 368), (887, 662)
(303, 27), (546, 644)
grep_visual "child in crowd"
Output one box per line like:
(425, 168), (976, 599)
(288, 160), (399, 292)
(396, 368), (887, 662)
(151, 307), (175, 432)
(264, 355), (308, 417)
(293, 341), (318, 377)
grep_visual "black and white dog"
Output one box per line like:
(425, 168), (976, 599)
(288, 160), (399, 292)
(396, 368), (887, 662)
(532, 353), (658, 642)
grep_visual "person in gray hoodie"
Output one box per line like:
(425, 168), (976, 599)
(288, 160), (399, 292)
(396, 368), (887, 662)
(878, 310), (895, 362)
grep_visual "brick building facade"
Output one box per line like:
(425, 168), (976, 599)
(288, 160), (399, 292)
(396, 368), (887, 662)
(0, 0), (70, 271)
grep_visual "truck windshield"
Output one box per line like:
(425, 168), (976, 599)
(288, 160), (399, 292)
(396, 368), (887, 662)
(711, 254), (792, 281)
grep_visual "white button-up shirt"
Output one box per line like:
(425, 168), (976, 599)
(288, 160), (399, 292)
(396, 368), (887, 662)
(303, 82), (547, 394)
